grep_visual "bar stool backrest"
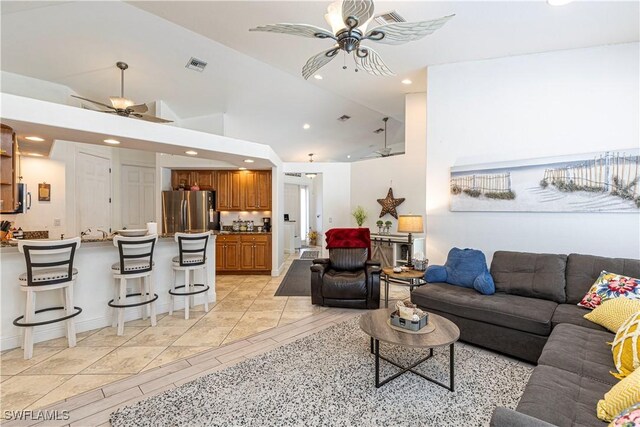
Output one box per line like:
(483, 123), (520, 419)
(113, 234), (158, 275)
(18, 238), (81, 287)
(174, 231), (211, 267)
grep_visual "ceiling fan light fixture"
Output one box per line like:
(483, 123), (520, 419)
(109, 96), (135, 110)
(324, 1), (344, 34)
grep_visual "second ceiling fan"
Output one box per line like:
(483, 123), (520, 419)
(71, 62), (172, 123)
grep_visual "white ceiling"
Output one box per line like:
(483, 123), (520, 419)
(1, 1), (638, 163)
(133, 0), (640, 118)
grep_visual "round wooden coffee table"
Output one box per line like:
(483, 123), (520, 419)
(381, 267), (427, 308)
(359, 308), (460, 389)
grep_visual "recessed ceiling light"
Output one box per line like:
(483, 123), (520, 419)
(239, 167), (247, 170)
(24, 136), (45, 142)
(401, 79), (412, 85)
(347, 155), (351, 159)
(27, 153), (44, 157)
(185, 150), (198, 156)
(244, 159), (255, 163)
(314, 74), (323, 80)
(547, 0), (573, 5)
(103, 139), (121, 145)
(303, 123), (311, 130)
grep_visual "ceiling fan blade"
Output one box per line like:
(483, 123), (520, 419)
(128, 103), (149, 114)
(302, 46), (340, 80)
(356, 46), (395, 77)
(135, 114), (173, 124)
(71, 94), (116, 110)
(82, 104), (117, 114)
(342, 0), (374, 29)
(364, 15), (455, 45)
(249, 23), (335, 40)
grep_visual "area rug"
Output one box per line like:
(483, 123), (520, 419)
(299, 250), (320, 260)
(110, 317), (533, 426)
(273, 259), (312, 296)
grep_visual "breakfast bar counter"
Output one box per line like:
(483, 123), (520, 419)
(0, 235), (217, 350)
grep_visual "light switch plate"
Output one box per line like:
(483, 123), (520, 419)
(53, 218), (61, 227)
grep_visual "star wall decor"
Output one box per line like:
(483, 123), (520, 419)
(377, 187), (405, 219)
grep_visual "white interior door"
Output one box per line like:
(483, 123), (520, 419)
(77, 152), (111, 235)
(121, 165), (156, 229)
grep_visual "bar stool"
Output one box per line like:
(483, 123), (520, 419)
(110, 234), (158, 336)
(14, 238), (82, 360)
(169, 231), (212, 320)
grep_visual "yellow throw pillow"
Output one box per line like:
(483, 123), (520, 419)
(611, 312), (640, 380)
(585, 299), (640, 333)
(597, 366), (640, 422)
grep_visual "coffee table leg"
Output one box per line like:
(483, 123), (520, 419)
(370, 336), (374, 354)
(450, 343), (455, 392)
(385, 276), (389, 308)
(374, 339), (380, 387)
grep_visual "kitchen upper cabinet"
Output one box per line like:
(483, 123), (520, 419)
(216, 171), (242, 211)
(193, 171), (215, 190)
(171, 170), (193, 189)
(171, 170), (215, 190)
(0, 124), (17, 213)
(244, 171), (272, 211)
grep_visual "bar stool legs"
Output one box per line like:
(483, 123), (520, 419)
(169, 267), (210, 321)
(117, 278), (126, 336)
(64, 285), (77, 348)
(23, 291), (35, 360)
(147, 275), (157, 327)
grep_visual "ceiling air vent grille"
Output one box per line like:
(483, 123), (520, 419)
(285, 173), (302, 177)
(337, 115), (351, 122)
(373, 11), (406, 26)
(186, 57), (207, 72)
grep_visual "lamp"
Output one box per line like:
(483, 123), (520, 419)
(397, 214), (424, 268)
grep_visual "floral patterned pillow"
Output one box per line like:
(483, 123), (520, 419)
(578, 271), (640, 309)
(609, 403), (640, 427)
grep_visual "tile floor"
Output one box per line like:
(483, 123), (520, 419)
(0, 250), (412, 420)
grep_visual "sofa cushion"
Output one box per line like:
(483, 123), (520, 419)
(584, 298), (640, 333)
(321, 269), (366, 299)
(538, 323), (617, 386)
(566, 253), (640, 305)
(425, 248), (495, 295)
(411, 283), (557, 336)
(490, 251), (567, 303)
(516, 365), (611, 427)
(577, 270), (640, 309)
(551, 304), (607, 331)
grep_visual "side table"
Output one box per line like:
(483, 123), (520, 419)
(381, 267), (427, 308)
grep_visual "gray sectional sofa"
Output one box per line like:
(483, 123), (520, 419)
(410, 251), (640, 427)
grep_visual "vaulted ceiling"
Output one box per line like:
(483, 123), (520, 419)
(1, 1), (638, 162)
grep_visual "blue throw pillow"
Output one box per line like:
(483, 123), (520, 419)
(424, 248), (495, 295)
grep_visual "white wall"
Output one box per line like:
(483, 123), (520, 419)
(351, 94), (427, 237)
(426, 43), (640, 264)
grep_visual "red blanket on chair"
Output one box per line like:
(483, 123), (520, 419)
(324, 228), (371, 259)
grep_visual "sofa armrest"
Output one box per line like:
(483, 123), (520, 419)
(311, 258), (330, 276)
(490, 408), (556, 427)
(365, 259), (382, 275)
(310, 259), (330, 306)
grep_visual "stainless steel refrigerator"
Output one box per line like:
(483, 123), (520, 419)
(162, 191), (220, 234)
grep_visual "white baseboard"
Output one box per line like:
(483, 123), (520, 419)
(1, 293), (216, 351)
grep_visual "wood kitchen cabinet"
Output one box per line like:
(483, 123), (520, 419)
(217, 234), (271, 274)
(244, 171), (272, 210)
(216, 171), (242, 211)
(0, 124), (17, 213)
(216, 235), (241, 271)
(171, 170), (215, 190)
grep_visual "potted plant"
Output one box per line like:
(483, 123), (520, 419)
(384, 220), (393, 234)
(376, 220), (384, 234)
(352, 206), (368, 227)
(307, 229), (319, 246)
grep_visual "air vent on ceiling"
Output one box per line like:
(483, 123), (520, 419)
(373, 128), (384, 134)
(373, 11), (406, 26)
(186, 57), (207, 72)
(337, 114), (351, 122)
(285, 173), (302, 177)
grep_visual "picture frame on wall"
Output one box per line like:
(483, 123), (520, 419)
(38, 183), (51, 202)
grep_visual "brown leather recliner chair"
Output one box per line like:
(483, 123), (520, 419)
(310, 248), (381, 309)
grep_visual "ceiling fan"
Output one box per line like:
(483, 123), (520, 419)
(364, 117), (404, 158)
(71, 62), (172, 123)
(250, 0), (454, 79)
